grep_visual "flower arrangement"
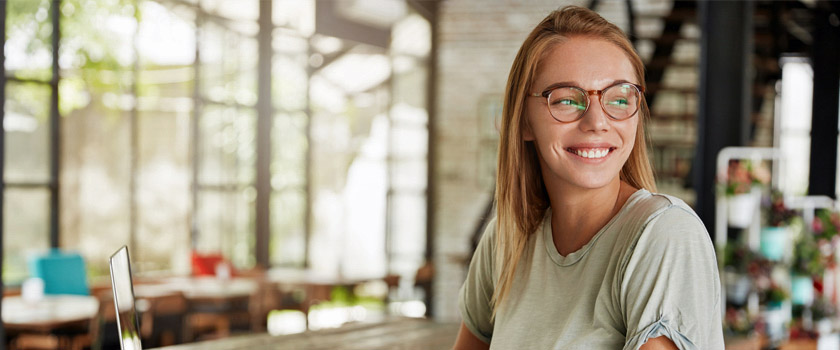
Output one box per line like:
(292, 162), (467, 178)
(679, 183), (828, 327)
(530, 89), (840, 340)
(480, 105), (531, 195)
(760, 283), (789, 305)
(812, 209), (840, 242)
(724, 242), (766, 275)
(762, 191), (800, 227)
(724, 160), (771, 196)
(792, 236), (825, 278)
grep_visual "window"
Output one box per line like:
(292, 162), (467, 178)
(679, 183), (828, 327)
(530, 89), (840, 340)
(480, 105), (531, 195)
(3, 0), (431, 285)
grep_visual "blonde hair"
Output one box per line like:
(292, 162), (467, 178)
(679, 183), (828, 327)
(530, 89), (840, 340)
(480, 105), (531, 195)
(491, 6), (657, 318)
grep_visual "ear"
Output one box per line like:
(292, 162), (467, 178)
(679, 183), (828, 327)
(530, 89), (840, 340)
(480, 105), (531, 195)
(522, 115), (535, 141)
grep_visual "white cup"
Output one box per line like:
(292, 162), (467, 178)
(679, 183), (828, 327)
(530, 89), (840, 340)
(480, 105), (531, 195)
(22, 277), (45, 302)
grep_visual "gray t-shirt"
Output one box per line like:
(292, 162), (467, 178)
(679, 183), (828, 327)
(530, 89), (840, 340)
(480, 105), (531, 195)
(459, 189), (724, 350)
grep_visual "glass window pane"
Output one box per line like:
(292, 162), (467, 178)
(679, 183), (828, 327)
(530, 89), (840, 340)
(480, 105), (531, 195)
(272, 31), (308, 54)
(137, 1), (196, 67)
(273, 0), (315, 36)
(392, 66), (428, 109)
(6, 0), (53, 81)
(3, 187), (50, 285)
(200, 22), (257, 106)
(202, 0), (259, 22)
(134, 111), (191, 274)
(387, 193), (425, 277)
(196, 188), (255, 269)
(273, 55), (308, 111)
(60, 81), (132, 282)
(391, 14), (431, 57)
(270, 189), (306, 267)
(198, 106), (256, 185)
(272, 112), (308, 190)
(391, 158), (426, 191)
(390, 125), (427, 158)
(4, 82), (51, 183)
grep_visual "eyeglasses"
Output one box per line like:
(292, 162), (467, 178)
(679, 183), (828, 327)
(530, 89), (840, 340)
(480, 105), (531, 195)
(529, 82), (644, 123)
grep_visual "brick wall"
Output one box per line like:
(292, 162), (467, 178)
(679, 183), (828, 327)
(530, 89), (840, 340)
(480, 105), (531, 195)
(432, 0), (587, 322)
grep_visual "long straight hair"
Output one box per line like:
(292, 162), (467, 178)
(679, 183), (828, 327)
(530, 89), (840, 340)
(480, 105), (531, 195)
(492, 6), (657, 319)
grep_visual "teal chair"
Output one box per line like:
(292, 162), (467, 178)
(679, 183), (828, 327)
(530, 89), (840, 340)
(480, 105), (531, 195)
(28, 249), (90, 295)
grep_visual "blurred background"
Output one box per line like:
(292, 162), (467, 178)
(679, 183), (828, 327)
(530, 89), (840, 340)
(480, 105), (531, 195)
(2, 0), (840, 349)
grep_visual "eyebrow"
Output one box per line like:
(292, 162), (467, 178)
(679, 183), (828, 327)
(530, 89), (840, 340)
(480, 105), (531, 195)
(539, 79), (635, 93)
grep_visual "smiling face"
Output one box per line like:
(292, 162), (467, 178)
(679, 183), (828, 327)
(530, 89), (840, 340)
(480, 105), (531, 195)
(523, 36), (640, 192)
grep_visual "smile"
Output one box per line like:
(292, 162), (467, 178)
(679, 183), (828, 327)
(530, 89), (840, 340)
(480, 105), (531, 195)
(566, 147), (615, 159)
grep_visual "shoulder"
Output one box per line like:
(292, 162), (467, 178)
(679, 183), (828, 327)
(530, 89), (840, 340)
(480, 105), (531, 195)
(624, 191), (707, 239)
(476, 216), (499, 250)
(614, 191), (713, 263)
(641, 193), (708, 244)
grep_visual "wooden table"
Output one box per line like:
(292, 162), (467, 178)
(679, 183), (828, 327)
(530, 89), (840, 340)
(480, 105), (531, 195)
(2, 295), (99, 333)
(151, 318), (459, 350)
(153, 277), (259, 301)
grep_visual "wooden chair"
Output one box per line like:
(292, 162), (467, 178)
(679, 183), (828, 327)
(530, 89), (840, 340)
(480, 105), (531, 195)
(141, 292), (188, 347)
(10, 292), (115, 350)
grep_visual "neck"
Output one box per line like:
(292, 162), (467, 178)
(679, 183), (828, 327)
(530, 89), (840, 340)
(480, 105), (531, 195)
(545, 176), (633, 256)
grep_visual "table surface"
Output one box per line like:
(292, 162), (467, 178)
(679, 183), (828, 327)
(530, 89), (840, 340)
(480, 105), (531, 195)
(144, 277), (259, 300)
(151, 318), (459, 350)
(2, 295), (99, 332)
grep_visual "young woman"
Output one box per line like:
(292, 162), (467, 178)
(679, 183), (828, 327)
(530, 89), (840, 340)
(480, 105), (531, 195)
(454, 6), (723, 350)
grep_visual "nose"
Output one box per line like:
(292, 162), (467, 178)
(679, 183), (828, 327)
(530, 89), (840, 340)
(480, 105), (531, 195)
(577, 94), (610, 133)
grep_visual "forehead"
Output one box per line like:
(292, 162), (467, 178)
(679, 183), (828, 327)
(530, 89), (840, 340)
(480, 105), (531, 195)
(533, 36), (637, 90)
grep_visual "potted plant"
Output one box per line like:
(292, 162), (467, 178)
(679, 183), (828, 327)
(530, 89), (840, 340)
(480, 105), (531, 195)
(791, 236), (823, 306)
(759, 283), (791, 345)
(760, 191), (800, 262)
(723, 242), (760, 305)
(724, 160), (770, 228)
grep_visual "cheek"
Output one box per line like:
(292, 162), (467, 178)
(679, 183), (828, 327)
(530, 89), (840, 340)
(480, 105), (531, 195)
(620, 119), (639, 144)
(524, 104), (550, 141)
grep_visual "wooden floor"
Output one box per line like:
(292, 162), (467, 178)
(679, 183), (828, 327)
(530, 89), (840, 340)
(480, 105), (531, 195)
(151, 318), (460, 350)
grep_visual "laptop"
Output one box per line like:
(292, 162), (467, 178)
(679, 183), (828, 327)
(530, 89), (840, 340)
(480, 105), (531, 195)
(109, 246), (143, 350)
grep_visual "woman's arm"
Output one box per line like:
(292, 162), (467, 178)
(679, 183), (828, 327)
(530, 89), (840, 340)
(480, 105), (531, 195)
(639, 336), (677, 350)
(453, 322), (490, 350)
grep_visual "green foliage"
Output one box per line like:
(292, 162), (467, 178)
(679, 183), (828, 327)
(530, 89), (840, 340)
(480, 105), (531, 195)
(762, 191), (800, 227)
(792, 236), (825, 277)
(763, 284), (789, 304)
(813, 208), (840, 241)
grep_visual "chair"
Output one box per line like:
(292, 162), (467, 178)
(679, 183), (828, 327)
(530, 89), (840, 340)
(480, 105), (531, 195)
(28, 249), (90, 296)
(9, 292), (111, 350)
(190, 251), (234, 277)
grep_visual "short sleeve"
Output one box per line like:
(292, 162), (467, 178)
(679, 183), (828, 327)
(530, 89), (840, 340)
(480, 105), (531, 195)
(458, 218), (497, 344)
(620, 207), (724, 350)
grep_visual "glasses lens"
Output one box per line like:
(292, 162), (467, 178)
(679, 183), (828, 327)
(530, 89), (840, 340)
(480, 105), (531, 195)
(547, 87), (587, 121)
(602, 84), (640, 119)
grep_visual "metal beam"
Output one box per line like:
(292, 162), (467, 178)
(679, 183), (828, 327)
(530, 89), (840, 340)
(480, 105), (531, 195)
(694, 0), (753, 238)
(255, 0), (273, 268)
(315, 0), (390, 49)
(1, 0), (7, 346)
(190, 12), (203, 250)
(421, 0), (439, 318)
(807, 4), (840, 198)
(129, 1), (140, 261)
(49, 0), (61, 248)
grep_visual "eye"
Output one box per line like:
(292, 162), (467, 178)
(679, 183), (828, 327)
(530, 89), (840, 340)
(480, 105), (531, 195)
(606, 98), (629, 108)
(553, 99), (585, 109)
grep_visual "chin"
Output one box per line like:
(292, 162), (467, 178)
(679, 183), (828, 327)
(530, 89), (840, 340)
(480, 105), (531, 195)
(569, 176), (617, 190)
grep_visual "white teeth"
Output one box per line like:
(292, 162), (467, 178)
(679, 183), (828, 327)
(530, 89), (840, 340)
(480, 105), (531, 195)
(574, 148), (610, 159)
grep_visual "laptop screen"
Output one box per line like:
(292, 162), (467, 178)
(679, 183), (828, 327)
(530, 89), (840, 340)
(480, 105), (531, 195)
(109, 246), (143, 350)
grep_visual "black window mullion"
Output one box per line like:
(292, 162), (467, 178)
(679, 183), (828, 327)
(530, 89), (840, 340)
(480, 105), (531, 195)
(255, 0), (272, 268)
(1, 0), (8, 345)
(48, 0), (61, 249)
